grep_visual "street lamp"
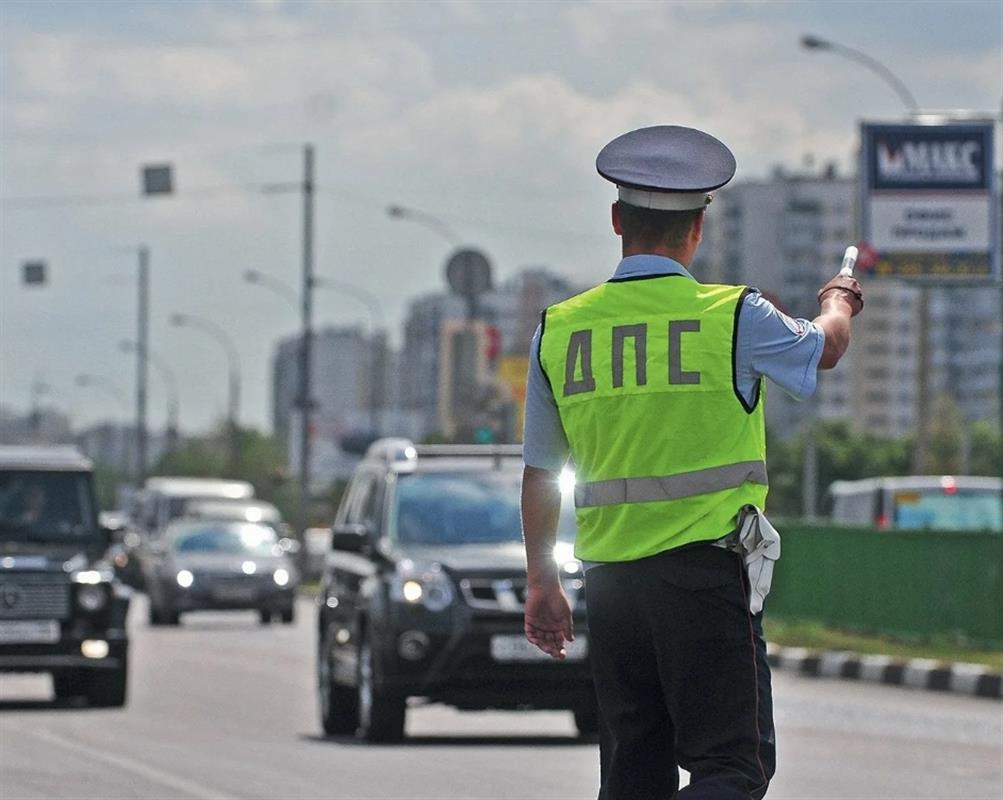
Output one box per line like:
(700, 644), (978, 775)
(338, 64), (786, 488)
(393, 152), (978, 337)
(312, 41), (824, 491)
(800, 34), (920, 113)
(20, 246), (150, 483)
(119, 340), (179, 452)
(386, 204), (461, 245)
(169, 312), (242, 474)
(244, 269), (299, 311)
(798, 34), (930, 508)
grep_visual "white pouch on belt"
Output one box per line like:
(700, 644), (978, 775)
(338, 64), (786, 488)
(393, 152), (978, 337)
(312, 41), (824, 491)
(736, 505), (781, 615)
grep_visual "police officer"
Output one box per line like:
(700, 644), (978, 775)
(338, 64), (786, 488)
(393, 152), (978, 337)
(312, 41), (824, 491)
(520, 125), (862, 800)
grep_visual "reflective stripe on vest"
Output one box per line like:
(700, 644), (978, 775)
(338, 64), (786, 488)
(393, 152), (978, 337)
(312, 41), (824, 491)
(574, 460), (768, 508)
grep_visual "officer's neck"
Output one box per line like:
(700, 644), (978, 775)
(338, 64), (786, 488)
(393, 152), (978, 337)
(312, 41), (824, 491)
(621, 243), (696, 268)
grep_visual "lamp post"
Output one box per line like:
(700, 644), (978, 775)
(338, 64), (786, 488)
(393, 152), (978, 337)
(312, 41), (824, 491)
(119, 340), (179, 453)
(170, 312), (241, 474)
(799, 34), (927, 512)
(800, 35), (920, 113)
(386, 204), (461, 245)
(20, 246), (150, 483)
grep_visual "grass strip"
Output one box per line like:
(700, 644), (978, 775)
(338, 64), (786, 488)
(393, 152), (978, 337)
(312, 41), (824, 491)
(764, 617), (1003, 671)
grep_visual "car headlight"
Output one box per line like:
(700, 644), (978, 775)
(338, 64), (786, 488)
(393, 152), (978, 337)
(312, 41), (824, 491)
(176, 569), (194, 588)
(77, 584), (107, 612)
(273, 568), (291, 587)
(391, 560), (454, 612)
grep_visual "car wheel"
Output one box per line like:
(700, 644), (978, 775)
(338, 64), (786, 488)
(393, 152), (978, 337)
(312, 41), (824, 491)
(318, 627), (359, 736)
(86, 662), (128, 708)
(259, 609), (273, 625)
(573, 700), (601, 739)
(356, 632), (405, 743)
(148, 602), (163, 626)
(280, 607), (295, 625)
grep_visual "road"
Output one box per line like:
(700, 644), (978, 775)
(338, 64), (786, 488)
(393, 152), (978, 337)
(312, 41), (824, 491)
(1, 594), (1000, 800)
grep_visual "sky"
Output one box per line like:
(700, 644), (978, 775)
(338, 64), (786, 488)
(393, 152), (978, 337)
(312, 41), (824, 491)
(1, 0), (1001, 436)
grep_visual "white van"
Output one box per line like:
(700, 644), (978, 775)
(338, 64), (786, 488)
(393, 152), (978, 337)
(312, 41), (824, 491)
(139, 477), (255, 537)
(828, 475), (1001, 532)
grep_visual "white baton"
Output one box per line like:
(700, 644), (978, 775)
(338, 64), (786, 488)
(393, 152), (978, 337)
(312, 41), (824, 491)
(839, 245), (858, 277)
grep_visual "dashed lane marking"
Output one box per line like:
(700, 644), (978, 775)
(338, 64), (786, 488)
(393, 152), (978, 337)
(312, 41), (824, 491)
(30, 728), (242, 800)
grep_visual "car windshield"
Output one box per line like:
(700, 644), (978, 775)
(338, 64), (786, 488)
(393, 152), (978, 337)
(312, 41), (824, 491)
(0, 470), (95, 540)
(893, 489), (1002, 532)
(173, 523), (280, 555)
(389, 470), (577, 546)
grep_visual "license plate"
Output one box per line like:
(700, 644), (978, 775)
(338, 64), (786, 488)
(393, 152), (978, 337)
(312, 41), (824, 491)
(490, 634), (588, 662)
(213, 586), (256, 602)
(0, 620), (59, 644)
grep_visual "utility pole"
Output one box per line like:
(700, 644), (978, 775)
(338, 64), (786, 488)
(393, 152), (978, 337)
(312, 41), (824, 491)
(137, 245), (149, 485)
(298, 144), (315, 537)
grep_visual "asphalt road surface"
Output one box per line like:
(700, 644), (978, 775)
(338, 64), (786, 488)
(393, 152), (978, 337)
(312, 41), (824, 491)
(1, 595), (1000, 800)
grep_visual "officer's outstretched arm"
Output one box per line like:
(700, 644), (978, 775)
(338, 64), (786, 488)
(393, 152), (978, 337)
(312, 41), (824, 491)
(814, 275), (863, 369)
(521, 465), (574, 660)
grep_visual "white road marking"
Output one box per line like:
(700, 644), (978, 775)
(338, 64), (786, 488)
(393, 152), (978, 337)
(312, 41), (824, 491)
(30, 728), (242, 800)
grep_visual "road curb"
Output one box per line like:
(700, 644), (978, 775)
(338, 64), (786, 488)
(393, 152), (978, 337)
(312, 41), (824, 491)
(766, 643), (1003, 700)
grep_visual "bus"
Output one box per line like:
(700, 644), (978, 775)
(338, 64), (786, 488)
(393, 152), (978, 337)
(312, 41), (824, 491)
(827, 476), (1002, 532)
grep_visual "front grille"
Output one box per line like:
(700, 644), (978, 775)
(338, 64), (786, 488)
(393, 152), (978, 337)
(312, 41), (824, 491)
(459, 577), (583, 612)
(0, 579), (71, 620)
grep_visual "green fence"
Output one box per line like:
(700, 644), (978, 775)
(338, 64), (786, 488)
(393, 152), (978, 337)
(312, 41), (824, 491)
(767, 523), (1003, 647)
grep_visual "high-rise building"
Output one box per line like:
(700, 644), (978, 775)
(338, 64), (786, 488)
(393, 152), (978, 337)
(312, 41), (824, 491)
(695, 165), (1000, 440)
(272, 326), (388, 440)
(272, 326), (417, 483)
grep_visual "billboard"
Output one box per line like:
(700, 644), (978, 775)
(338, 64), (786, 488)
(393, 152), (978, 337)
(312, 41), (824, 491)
(859, 120), (998, 281)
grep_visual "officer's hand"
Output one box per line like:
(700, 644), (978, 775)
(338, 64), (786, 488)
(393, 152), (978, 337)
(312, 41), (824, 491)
(817, 274), (864, 316)
(524, 583), (574, 660)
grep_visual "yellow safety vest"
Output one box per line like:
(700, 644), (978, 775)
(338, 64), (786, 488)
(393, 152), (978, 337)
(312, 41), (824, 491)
(538, 275), (768, 562)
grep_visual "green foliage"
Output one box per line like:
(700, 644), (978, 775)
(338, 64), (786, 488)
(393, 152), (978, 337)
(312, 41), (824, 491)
(767, 414), (1000, 518)
(93, 464), (128, 511)
(969, 421), (1002, 476)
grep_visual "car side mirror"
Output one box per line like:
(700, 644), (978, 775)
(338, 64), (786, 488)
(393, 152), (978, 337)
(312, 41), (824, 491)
(331, 523), (370, 553)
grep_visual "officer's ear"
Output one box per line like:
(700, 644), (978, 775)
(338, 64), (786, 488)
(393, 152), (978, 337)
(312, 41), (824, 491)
(690, 208), (705, 246)
(611, 202), (624, 236)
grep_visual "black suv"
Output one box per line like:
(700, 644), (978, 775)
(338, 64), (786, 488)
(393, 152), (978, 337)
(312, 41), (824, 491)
(316, 439), (596, 742)
(0, 446), (129, 706)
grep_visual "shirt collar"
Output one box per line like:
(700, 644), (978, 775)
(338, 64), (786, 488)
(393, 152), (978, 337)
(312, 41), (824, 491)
(612, 254), (695, 281)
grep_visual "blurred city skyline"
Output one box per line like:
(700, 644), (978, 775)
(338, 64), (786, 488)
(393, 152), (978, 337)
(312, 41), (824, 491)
(2, 0), (1001, 433)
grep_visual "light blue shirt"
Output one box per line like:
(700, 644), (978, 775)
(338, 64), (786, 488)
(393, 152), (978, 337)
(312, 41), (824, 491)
(523, 255), (825, 471)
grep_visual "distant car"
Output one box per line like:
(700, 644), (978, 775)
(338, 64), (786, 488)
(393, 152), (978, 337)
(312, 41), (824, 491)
(133, 477), (258, 583)
(137, 477), (255, 537)
(828, 475), (1002, 532)
(316, 439), (595, 743)
(143, 519), (298, 626)
(0, 446), (129, 706)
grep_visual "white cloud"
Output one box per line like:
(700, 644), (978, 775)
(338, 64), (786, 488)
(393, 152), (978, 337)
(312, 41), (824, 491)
(1, 1), (999, 431)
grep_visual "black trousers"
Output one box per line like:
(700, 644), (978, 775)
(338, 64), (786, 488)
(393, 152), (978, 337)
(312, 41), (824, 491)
(584, 544), (775, 800)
